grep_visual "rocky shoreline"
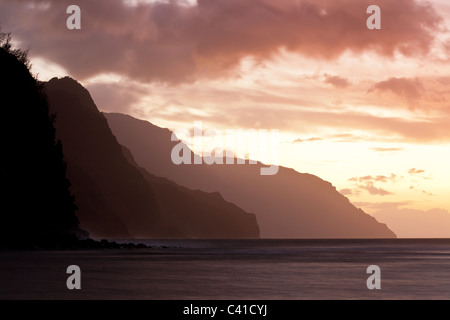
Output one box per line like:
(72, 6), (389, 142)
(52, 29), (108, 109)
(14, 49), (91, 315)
(0, 236), (154, 251)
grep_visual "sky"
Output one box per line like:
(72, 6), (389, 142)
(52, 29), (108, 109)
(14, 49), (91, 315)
(2, 0), (450, 237)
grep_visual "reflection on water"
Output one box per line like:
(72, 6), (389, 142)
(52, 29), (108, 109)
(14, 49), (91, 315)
(1, 239), (450, 299)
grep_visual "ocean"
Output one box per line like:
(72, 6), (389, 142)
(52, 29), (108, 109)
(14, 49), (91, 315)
(1, 239), (450, 300)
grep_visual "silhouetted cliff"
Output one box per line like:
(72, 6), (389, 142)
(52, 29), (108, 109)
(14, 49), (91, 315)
(122, 146), (259, 238)
(45, 77), (260, 239)
(0, 33), (81, 248)
(45, 77), (161, 238)
(105, 113), (396, 238)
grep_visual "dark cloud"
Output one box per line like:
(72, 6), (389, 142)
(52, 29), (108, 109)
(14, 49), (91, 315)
(0, 0), (442, 84)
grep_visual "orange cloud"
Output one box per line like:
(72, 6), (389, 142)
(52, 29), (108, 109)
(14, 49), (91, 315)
(348, 173), (400, 196)
(368, 77), (424, 99)
(368, 77), (425, 109)
(366, 75), (450, 112)
(408, 168), (425, 175)
(359, 183), (392, 196)
(339, 188), (354, 196)
(139, 99), (450, 142)
(324, 74), (351, 89)
(0, 0), (443, 83)
(370, 147), (404, 152)
(292, 137), (323, 143)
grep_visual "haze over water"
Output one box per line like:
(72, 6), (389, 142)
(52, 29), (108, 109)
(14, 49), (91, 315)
(1, 239), (450, 300)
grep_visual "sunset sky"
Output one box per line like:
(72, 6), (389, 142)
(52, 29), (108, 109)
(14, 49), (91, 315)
(2, 0), (450, 236)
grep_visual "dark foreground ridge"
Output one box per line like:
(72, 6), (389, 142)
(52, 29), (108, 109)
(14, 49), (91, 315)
(0, 31), (83, 248)
(1, 30), (259, 249)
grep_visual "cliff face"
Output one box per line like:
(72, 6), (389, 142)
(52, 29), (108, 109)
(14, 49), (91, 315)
(45, 77), (160, 238)
(105, 113), (396, 238)
(0, 47), (81, 247)
(45, 77), (260, 239)
(122, 146), (260, 239)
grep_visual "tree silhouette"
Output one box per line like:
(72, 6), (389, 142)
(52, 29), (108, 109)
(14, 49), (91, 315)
(0, 31), (30, 68)
(0, 30), (81, 248)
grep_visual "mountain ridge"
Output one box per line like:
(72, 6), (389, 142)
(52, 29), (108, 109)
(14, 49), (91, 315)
(45, 77), (260, 239)
(105, 112), (396, 238)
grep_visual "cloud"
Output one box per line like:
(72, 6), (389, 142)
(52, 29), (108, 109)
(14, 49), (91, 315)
(375, 174), (399, 183)
(408, 168), (425, 175)
(330, 133), (363, 142)
(348, 173), (399, 196)
(366, 76), (450, 112)
(368, 77), (424, 101)
(293, 133), (365, 144)
(86, 81), (150, 113)
(121, 87), (450, 143)
(349, 174), (399, 183)
(370, 147), (404, 152)
(0, 0), (443, 84)
(408, 168), (433, 181)
(223, 106), (450, 142)
(422, 190), (434, 196)
(4, 0), (450, 146)
(359, 183), (392, 196)
(324, 74), (351, 89)
(292, 137), (322, 143)
(339, 188), (353, 196)
(349, 176), (370, 182)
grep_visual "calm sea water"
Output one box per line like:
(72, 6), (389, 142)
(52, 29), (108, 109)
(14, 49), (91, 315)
(1, 239), (450, 300)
